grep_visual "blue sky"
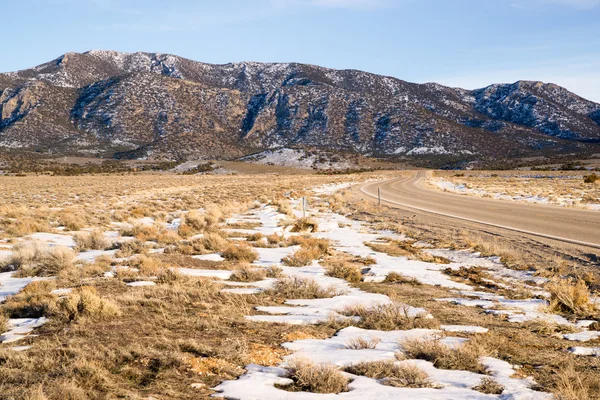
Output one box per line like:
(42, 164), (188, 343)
(2, 0), (600, 101)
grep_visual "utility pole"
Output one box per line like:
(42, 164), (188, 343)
(378, 187), (381, 206)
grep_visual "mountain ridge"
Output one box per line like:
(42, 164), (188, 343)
(1, 50), (599, 162)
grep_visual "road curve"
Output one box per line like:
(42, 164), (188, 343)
(359, 171), (600, 250)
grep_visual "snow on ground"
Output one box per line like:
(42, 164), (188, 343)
(313, 213), (471, 289)
(438, 290), (574, 326)
(177, 268), (233, 280)
(563, 330), (600, 342)
(432, 178), (600, 211)
(0, 272), (45, 303)
(213, 193), (552, 399)
(28, 232), (76, 247)
(127, 281), (156, 287)
(240, 148), (353, 170)
(568, 346), (600, 356)
(192, 253), (225, 262)
(0, 317), (48, 344)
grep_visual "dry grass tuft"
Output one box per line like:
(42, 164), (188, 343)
(366, 239), (450, 264)
(230, 265), (267, 282)
(345, 360), (436, 388)
(114, 239), (147, 258)
(281, 358), (349, 394)
(325, 260), (363, 283)
(546, 278), (598, 318)
(345, 336), (381, 349)
(58, 212), (87, 231)
(184, 356), (244, 379)
(290, 218), (319, 233)
(283, 236), (330, 267)
(3, 280), (57, 318)
(221, 243), (259, 263)
(5, 242), (75, 277)
(342, 302), (439, 331)
(400, 335), (495, 374)
(268, 276), (340, 299)
(74, 230), (110, 251)
(472, 377), (505, 394)
(551, 361), (600, 400)
(185, 211), (207, 232)
(384, 272), (422, 285)
(196, 232), (229, 253)
(56, 286), (121, 322)
(0, 311), (10, 332)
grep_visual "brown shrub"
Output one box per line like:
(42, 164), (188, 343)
(230, 265), (267, 282)
(269, 276), (340, 299)
(3, 281), (56, 318)
(0, 311), (9, 333)
(56, 286), (121, 321)
(384, 272), (421, 285)
(290, 218), (318, 233)
(342, 302), (439, 331)
(196, 232), (228, 253)
(400, 335), (495, 374)
(546, 278), (598, 318)
(115, 239), (147, 258)
(345, 336), (381, 349)
(185, 211), (207, 232)
(345, 360), (436, 388)
(282, 358), (349, 394)
(58, 212), (86, 231)
(74, 230), (110, 251)
(7, 243), (75, 277)
(473, 377), (505, 394)
(325, 261), (363, 283)
(221, 243), (258, 263)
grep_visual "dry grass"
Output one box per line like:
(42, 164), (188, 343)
(400, 334), (496, 374)
(114, 239), (147, 258)
(229, 265), (267, 282)
(552, 361), (600, 400)
(74, 230), (110, 251)
(325, 262), (363, 283)
(282, 237), (330, 267)
(345, 336), (381, 349)
(0, 171), (363, 398)
(345, 360), (436, 388)
(290, 218), (319, 233)
(546, 278), (598, 318)
(3, 281), (57, 318)
(0, 311), (8, 333)
(472, 377), (505, 395)
(341, 302), (440, 331)
(221, 243), (259, 263)
(268, 276), (341, 299)
(281, 358), (349, 394)
(58, 212), (87, 231)
(384, 272), (422, 285)
(196, 232), (229, 253)
(366, 239), (450, 264)
(56, 286), (121, 322)
(184, 210), (207, 232)
(5, 242), (76, 277)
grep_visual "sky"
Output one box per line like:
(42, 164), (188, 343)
(2, 0), (599, 101)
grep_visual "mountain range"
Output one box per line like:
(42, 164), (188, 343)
(1, 50), (599, 163)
